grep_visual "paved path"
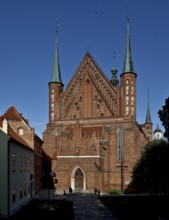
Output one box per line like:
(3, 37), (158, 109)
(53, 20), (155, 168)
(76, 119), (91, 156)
(67, 192), (117, 220)
(35, 189), (117, 220)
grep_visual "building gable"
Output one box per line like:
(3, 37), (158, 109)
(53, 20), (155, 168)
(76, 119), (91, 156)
(61, 53), (118, 119)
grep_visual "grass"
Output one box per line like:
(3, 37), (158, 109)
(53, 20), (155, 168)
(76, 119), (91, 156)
(100, 194), (169, 220)
(8, 199), (74, 220)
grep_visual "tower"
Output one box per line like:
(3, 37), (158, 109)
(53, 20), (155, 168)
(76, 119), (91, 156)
(153, 125), (163, 140)
(145, 90), (153, 140)
(48, 27), (64, 123)
(120, 18), (137, 119)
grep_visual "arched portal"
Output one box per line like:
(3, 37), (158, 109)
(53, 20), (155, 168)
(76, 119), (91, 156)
(75, 168), (83, 191)
(71, 166), (86, 191)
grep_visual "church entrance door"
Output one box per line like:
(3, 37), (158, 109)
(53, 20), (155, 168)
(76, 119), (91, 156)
(74, 168), (84, 191)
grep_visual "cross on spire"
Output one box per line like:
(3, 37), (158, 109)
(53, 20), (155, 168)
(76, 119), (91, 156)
(56, 18), (60, 33)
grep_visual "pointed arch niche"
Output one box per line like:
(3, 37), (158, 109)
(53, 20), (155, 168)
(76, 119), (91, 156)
(71, 165), (86, 191)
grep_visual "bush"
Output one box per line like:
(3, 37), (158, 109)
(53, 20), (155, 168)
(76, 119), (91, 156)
(104, 189), (123, 195)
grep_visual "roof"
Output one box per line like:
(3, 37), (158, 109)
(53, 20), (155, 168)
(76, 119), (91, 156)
(122, 18), (135, 75)
(145, 91), (152, 124)
(1, 106), (29, 125)
(50, 30), (63, 84)
(153, 125), (162, 134)
(1, 106), (42, 145)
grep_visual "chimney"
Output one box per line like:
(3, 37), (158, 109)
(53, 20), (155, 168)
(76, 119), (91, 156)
(2, 119), (8, 134)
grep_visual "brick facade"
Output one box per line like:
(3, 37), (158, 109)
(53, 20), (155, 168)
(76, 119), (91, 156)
(42, 51), (152, 192)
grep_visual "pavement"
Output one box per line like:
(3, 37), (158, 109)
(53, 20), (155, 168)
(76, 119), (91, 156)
(34, 189), (117, 220)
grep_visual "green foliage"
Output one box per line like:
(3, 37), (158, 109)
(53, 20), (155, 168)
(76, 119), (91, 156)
(130, 140), (169, 194)
(105, 189), (123, 195)
(158, 97), (169, 141)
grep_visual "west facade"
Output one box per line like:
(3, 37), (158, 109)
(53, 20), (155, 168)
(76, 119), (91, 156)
(42, 21), (153, 192)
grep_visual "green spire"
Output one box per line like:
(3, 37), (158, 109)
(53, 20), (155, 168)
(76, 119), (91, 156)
(145, 89), (152, 124)
(50, 24), (62, 84)
(123, 18), (135, 73)
(153, 124), (162, 133)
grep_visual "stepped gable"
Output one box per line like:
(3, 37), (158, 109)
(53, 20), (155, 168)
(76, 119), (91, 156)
(61, 53), (118, 119)
(1, 106), (29, 125)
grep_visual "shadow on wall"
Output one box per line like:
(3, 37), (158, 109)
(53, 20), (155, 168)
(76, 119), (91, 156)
(41, 149), (55, 189)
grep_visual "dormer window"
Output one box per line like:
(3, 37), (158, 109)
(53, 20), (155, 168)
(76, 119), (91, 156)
(18, 127), (24, 136)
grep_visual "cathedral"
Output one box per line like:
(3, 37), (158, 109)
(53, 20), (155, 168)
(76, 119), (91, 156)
(42, 20), (152, 192)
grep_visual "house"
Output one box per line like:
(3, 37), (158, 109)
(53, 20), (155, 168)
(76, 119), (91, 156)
(0, 106), (43, 193)
(0, 118), (34, 217)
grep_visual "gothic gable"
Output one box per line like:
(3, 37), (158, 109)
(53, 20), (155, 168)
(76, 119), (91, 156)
(61, 53), (118, 119)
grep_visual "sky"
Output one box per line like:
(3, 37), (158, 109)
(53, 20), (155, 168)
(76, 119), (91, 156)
(0, 0), (169, 139)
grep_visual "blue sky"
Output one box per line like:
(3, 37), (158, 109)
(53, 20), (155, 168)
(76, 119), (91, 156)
(0, 0), (169, 139)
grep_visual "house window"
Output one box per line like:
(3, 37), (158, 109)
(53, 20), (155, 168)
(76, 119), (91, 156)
(20, 155), (23, 172)
(12, 188), (16, 203)
(12, 153), (16, 172)
(24, 156), (26, 171)
(20, 186), (23, 199)
(28, 184), (30, 194)
(117, 128), (123, 161)
(18, 127), (24, 135)
(24, 184), (27, 196)
(28, 158), (30, 171)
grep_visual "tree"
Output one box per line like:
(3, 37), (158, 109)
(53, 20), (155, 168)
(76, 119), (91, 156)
(158, 97), (169, 141)
(128, 140), (169, 195)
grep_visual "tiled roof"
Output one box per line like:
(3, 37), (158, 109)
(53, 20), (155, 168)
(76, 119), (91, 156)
(1, 106), (29, 125)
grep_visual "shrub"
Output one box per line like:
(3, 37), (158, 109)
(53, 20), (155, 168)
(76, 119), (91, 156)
(104, 189), (123, 195)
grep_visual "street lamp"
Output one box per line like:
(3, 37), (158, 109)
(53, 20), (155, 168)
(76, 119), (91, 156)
(120, 152), (124, 192)
(117, 127), (124, 192)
